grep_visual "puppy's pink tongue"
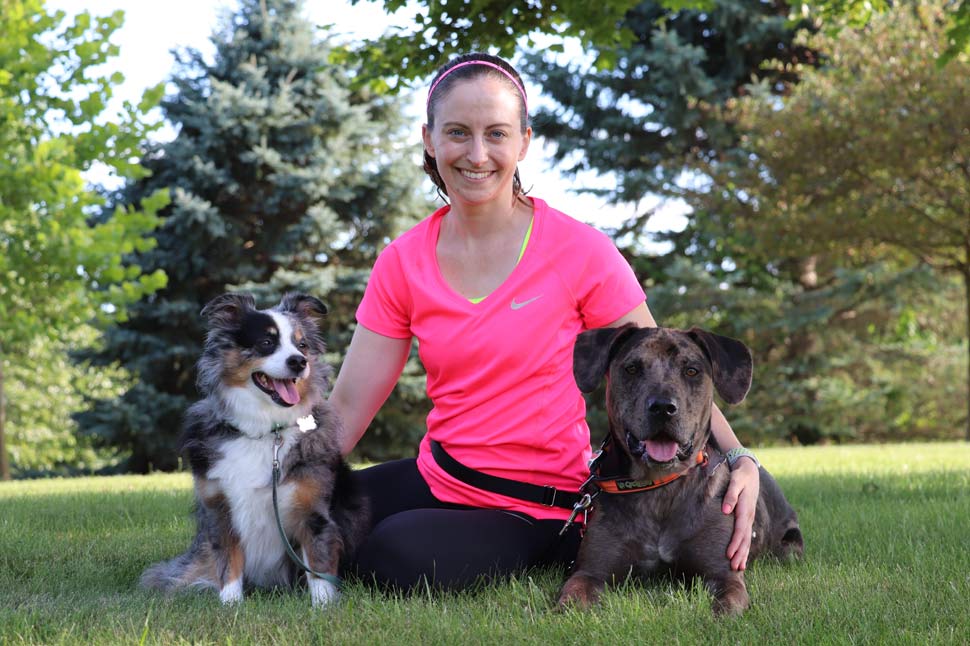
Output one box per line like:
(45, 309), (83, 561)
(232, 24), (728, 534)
(272, 379), (301, 405)
(645, 439), (679, 462)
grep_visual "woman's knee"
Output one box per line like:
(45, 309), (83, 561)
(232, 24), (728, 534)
(351, 513), (440, 590)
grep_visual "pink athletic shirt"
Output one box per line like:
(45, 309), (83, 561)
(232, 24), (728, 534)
(356, 197), (646, 520)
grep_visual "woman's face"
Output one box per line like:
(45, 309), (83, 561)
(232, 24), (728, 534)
(423, 76), (532, 209)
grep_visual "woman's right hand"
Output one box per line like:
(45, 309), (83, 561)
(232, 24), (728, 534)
(328, 325), (412, 456)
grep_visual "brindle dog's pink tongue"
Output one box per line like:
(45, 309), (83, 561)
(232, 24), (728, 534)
(645, 439), (679, 462)
(273, 378), (301, 405)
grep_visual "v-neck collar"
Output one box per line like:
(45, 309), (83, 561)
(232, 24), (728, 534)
(429, 198), (544, 307)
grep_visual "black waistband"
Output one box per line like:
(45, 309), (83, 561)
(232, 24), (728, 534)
(430, 439), (582, 510)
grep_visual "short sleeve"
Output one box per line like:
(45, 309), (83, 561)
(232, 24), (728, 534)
(356, 244), (413, 339)
(575, 228), (646, 329)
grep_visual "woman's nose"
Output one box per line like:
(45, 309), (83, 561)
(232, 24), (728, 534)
(466, 136), (488, 165)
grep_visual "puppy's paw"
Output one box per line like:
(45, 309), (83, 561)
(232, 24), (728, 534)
(219, 579), (243, 605)
(557, 574), (604, 610)
(309, 577), (340, 608)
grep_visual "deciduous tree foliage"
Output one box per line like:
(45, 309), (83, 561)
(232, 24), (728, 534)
(704, 0), (970, 439)
(0, 0), (167, 479)
(349, 0), (969, 84)
(346, 0), (640, 87)
(79, 0), (431, 471)
(641, 252), (966, 444)
(6, 329), (134, 476)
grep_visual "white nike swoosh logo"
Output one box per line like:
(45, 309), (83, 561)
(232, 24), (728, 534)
(510, 295), (543, 310)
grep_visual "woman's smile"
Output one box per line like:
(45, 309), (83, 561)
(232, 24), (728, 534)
(459, 169), (495, 180)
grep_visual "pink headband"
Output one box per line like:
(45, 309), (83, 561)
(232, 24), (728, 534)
(426, 60), (528, 114)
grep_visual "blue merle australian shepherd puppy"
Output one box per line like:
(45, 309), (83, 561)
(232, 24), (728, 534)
(140, 292), (369, 607)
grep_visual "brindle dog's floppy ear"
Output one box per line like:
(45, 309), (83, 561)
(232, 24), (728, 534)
(686, 328), (753, 405)
(573, 324), (641, 393)
(200, 292), (256, 329)
(279, 292), (328, 327)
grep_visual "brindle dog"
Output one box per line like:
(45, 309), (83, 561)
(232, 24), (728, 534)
(558, 325), (803, 616)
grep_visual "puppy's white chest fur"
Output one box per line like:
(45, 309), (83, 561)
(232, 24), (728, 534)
(208, 432), (299, 588)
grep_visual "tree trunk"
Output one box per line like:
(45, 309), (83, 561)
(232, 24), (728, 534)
(787, 255), (822, 444)
(0, 351), (9, 480)
(964, 269), (970, 442)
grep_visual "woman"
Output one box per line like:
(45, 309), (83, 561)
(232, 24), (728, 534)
(329, 53), (760, 590)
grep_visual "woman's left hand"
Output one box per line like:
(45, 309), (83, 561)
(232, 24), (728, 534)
(721, 457), (760, 571)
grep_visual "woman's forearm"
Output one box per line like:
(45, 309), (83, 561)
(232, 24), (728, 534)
(710, 403), (742, 452)
(329, 325), (411, 456)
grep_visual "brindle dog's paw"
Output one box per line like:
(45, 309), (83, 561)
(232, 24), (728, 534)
(557, 574), (605, 610)
(711, 579), (750, 617)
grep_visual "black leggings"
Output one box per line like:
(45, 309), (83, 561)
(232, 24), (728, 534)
(348, 458), (581, 591)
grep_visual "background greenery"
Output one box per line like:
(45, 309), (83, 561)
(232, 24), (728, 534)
(1, 443), (967, 644)
(1, 0), (968, 477)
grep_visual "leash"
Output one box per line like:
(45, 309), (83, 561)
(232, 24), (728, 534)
(271, 427), (342, 589)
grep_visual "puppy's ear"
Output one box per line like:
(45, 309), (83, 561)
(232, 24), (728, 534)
(686, 328), (753, 405)
(200, 293), (256, 329)
(279, 293), (328, 327)
(573, 324), (640, 393)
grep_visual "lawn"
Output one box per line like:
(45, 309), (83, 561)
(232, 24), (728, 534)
(1, 442), (968, 645)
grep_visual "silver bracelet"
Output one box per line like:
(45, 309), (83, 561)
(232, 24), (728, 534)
(725, 447), (760, 470)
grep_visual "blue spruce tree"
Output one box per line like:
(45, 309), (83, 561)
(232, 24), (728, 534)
(79, 0), (431, 471)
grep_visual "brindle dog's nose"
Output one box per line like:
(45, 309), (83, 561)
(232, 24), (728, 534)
(647, 397), (678, 417)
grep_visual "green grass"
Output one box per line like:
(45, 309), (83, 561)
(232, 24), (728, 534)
(1, 442), (968, 645)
